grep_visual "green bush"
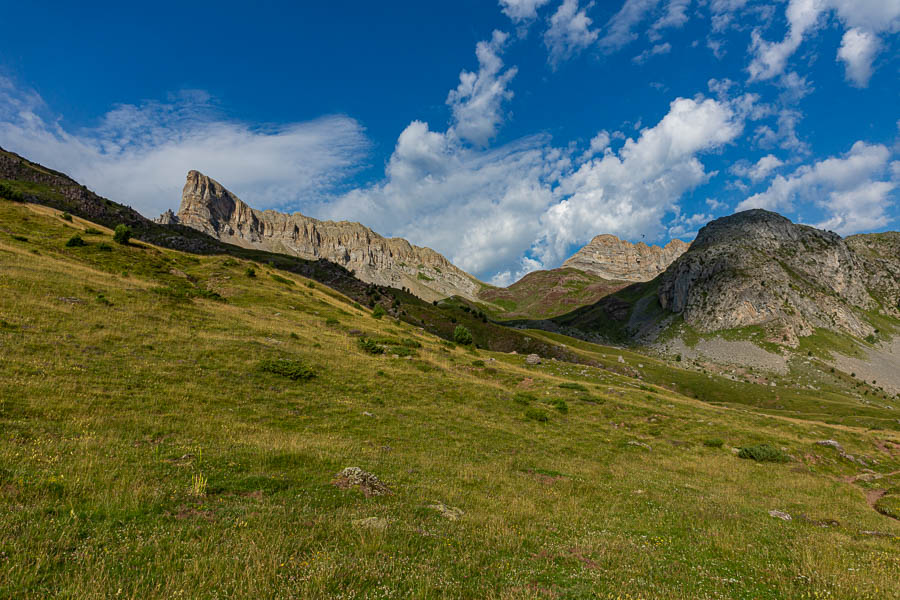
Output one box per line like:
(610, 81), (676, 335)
(703, 438), (724, 448)
(401, 338), (422, 349)
(245, 267), (256, 278)
(98, 242), (112, 251)
(270, 273), (294, 285)
(0, 182), (24, 201)
(258, 358), (315, 381)
(737, 444), (789, 463)
(547, 398), (568, 413)
(325, 317), (339, 326)
(65, 235), (86, 247)
(524, 408), (549, 422)
(12, 235), (28, 242)
(453, 325), (473, 345)
(306, 281), (315, 289)
(61, 212), (73, 222)
(95, 293), (112, 306)
(113, 224), (131, 244)
(559, 382), (587, 392)
(472, 360), (485, 367)
(392, 346), (416, 357)
(357, 338), (385, 355)
(514, 392), (535, 405)
(372, 305), (387, 319)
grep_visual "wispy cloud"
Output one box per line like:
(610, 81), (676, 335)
(0, 77), (369, 219)
(737, 141), (896, 234)
(747, 0), (900, 87)
(544, 0), (600, 66)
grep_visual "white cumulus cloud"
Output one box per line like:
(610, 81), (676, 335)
(736, 141), (896, 234)
(730, 153), (784, 181)
(837, 27), (881, 87)
(532, 96), (743, 267)
(446, 30), (518, 147)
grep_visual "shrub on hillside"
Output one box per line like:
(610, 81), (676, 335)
(258, 358), (315, 381)
(0, 182), (24, 201)
(357, 338), (386, 355)
(245, 267), (256, 278)
(83, 227), (102, 235)
(559, 382), (587, 392)
(113, 224), (131, 244)
(61, 212), (73, 222)
(98, 242), (112, 251)
(372, 305), (386, 319)
(547, 398), (568, 413)
(270, 273), (294, 285)
(524, 407), (549, 422)
(453, 325), (473, 345)
(737, 443), (789, 463)
(514, 392), (536, 405)
(703, 438), (724, 448)
(65, 235), (86, 247)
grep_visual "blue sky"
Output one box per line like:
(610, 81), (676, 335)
(1, 0), (898, 284)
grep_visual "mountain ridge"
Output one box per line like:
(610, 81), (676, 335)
(562, 233), (689, 282)
(165, 170), (483, 303)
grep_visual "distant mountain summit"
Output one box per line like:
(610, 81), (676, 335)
(161, 171), (483, 302)
(562, 234), (689, 282)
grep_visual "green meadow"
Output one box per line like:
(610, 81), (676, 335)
(1, 199), (898, 599)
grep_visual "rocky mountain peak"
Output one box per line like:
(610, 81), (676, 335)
(562, 234), (689, 282)
(658, 210), (882, 345)
(160, 171), (482, 302)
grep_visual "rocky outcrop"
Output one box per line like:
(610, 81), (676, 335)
(562, 235), (689, 282)
(845, 232), (900, 316)
(166, 170), (482, 302)
(154, 209), (178, 225)
(657, 209), (878, 345)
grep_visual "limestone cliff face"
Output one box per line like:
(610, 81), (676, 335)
(845, 232), (900, 315)
(562, 235), (689, 282)
(165, 171), (481, 302)
(657, 209), (880, 345)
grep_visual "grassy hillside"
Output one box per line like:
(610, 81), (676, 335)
(1, 199), (899, 599)
(0, 148), (595, 361)
(477, 268), (628, 321)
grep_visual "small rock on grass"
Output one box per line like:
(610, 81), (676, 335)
(427, 502), (464, 521)
(352, 517), (389, 530)
(816, 440), (844, 451)
(768, 510), (791, 521)
(333, 467), (392, 497)
(525, 354), (541, 365)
